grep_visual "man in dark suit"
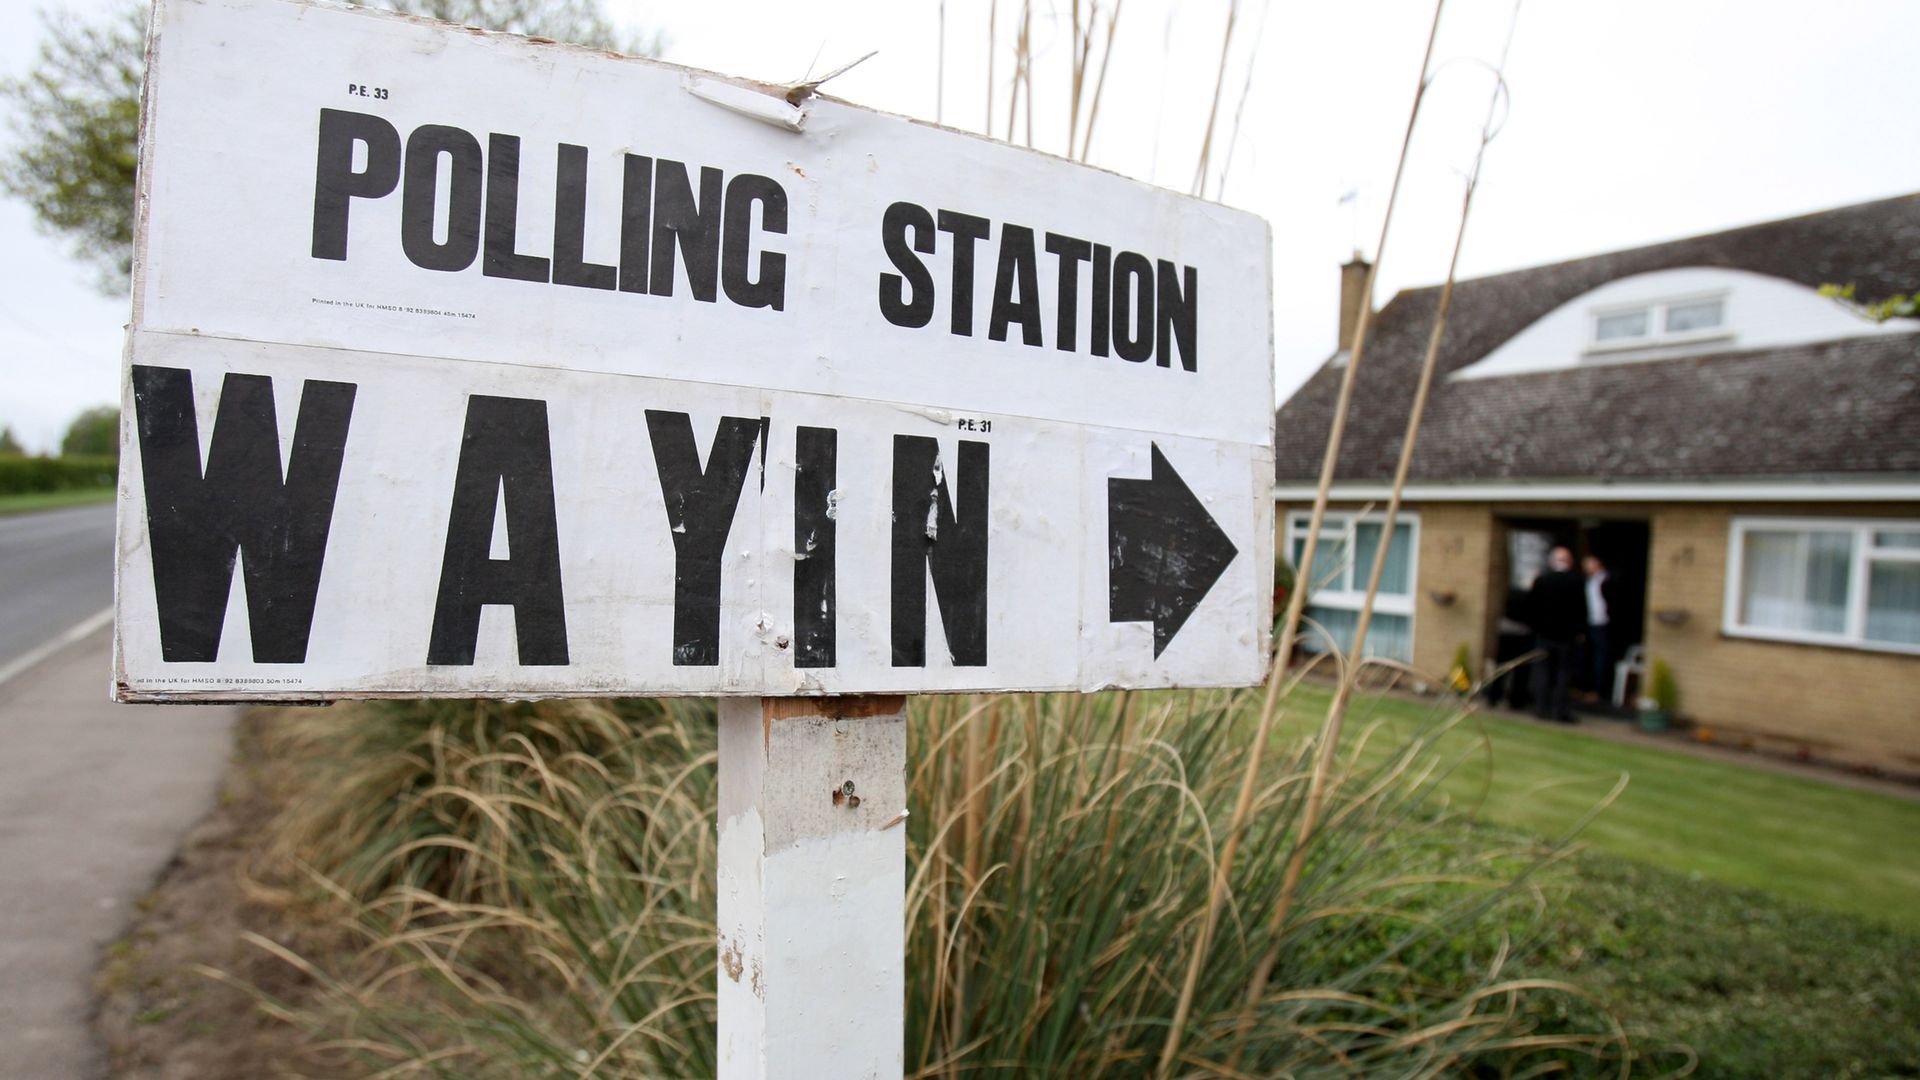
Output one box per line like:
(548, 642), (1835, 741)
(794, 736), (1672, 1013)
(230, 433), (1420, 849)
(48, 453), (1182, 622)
(1526, 546), (1586, 723)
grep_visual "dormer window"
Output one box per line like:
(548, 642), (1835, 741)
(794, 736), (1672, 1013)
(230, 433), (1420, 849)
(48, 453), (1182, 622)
(1594, 308), (1650, 342)
(1588, 293), (1729, 352)
(1453, 267), (1915, 383)
(1664, 297), (1724, 334)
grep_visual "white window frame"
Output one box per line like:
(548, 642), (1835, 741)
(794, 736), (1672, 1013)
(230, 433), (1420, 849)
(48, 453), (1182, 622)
(1591, 305), (1654, 345)
(1285, 510), (1421, 622)
(1587, 291), (1732, 354)
(1722, 516), (1920, 656)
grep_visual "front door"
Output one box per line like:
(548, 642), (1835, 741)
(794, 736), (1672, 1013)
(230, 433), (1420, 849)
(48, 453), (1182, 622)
(1490, 516), (1651, 715)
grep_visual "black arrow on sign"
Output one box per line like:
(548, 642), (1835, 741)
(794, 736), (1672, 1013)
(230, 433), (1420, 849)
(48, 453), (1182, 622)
(1108, 443), (1239, 658)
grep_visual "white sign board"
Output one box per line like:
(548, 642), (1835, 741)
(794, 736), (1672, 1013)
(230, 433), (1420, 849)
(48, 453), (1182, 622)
(114, 0), (1275, 701)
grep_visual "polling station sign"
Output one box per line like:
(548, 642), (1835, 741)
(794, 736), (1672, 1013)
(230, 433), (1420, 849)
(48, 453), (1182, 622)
(114, 0), (1275, 701)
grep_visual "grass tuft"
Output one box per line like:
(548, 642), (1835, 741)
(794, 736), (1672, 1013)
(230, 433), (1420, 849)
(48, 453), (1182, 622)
(235, 686), (1635, 1077)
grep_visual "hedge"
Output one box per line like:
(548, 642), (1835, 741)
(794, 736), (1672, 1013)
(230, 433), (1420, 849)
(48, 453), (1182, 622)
(0, 455), (118, 495)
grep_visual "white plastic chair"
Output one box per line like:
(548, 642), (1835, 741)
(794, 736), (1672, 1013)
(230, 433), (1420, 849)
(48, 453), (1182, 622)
(1613, 644), (1647, 708)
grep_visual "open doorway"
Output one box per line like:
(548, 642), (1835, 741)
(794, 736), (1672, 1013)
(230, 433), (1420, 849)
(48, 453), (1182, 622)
(1486, 516), (1650, 717)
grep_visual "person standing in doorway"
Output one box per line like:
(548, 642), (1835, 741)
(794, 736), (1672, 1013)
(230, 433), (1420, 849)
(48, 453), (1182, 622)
(1583, 553), (1617, 702)
(1526, 546), (1586, 723)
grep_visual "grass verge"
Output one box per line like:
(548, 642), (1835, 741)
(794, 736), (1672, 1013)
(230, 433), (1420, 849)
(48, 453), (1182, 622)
(1515, 850), (1920, 1079)
(0, 486), (114, 515)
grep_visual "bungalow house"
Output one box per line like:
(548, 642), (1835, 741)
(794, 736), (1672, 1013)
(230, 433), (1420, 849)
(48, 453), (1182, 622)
(1272, 194), (1920, 771)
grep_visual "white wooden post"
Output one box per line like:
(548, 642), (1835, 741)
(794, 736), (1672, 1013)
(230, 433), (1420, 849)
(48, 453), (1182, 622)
(717, 696), (908, 1079)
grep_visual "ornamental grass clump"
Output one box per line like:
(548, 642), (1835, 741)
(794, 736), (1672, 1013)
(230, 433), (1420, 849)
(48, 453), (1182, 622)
(261, 696), (713, 908)
(246, 696), (724, 1077)
(906, 690), (1624, 1076)
(239, 681), (1629, 1077)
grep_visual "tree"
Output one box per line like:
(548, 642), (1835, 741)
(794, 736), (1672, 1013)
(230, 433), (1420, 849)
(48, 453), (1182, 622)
(0, 427), (23, 456)
(0, 5), (144, 292)
(1819, 283), (1919, 323)
(61, 406), (119, 458)
(0, 0), (657, 294)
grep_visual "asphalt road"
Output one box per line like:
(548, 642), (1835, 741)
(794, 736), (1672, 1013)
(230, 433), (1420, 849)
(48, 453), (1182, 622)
(0, 504), (236, 1078)
(0, 503), (117, 672)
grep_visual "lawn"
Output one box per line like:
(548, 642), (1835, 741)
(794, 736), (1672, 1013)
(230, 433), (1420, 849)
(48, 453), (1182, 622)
(0, 487), (115, 515)
(1279, 682), (1920, 932)
(1268, 684), (1920, 1076)
(1519, 848), (1920, 1078)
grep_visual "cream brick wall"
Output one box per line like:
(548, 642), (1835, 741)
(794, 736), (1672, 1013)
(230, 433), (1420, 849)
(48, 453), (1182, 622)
(1644, 503), (1920, 771)
(1409, 505), (1497, 680)
(1276, 498), (1920, 769)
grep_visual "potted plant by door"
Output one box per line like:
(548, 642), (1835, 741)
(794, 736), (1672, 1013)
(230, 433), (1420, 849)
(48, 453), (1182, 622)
(1447, 643), (1473, 697)
(1637, 659), (1678, 732)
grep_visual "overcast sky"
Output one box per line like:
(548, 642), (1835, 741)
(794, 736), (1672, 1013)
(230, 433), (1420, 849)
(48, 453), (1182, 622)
(3, 0), (1916, 452)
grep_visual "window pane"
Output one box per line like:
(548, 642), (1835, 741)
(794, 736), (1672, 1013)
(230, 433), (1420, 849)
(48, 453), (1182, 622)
(1299, 604), (1355, 656)
(1343, 521), (1415, 597)
(1293, 532), (1348, 595)
(1354, 522), (1381, 591)
(1665, 298), (1724, 333)
(1805, 532), (1853, 633)
(1382, 523), (1414, 595)
(1594, 309), (1649, 341)
(1873, 530), (1920, 552)
(1367, 612), (1414, 663)
(1739, 532), (1801, 629)
(1740, 529), (1852, 635)
(1867, 561), (1920, 645)
(1315, 530), (1351, 592)
(1299, 606), (1413, 664)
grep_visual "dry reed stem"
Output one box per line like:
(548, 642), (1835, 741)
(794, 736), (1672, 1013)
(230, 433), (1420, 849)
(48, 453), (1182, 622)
(1077, 0), (1123, 160)
(1265, 0), (1441, 734)
(1213, 0), (1270, 199)
(1189, 0), (1238, 196)
(1238, 9), (1525, 1057)
(1068, 0), (1085, 152)
(950, 697), (991, 1076)
(1003, 5), (1022, 142)
(1154, 616), (1289, 1076)
(985, 0), (997, 133)
(1157, 4), (1449, 1075)
(1021, 1), (1035, 147)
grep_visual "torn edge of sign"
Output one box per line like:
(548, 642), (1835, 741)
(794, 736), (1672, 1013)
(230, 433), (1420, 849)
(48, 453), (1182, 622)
(685, 74), (809, 132)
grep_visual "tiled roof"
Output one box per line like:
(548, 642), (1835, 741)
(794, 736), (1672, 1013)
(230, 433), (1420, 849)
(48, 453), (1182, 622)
(1273, 194), (1920, 483)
